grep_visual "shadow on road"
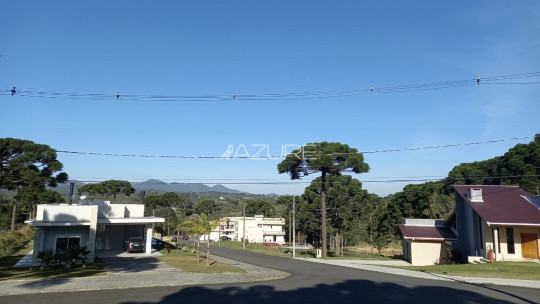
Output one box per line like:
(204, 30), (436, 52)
(102, 257), (162, 273)
(118, 279), (536, 304)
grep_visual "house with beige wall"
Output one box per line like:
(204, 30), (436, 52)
(398, 185), (540, 265)
(25, 201), (164, 264)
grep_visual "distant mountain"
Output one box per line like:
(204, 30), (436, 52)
(48, 180), (85, 196)
(19, 179), (244, 196)
(132, 180), (244, 194)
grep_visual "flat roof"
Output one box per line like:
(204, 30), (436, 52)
(26, 216), (164, 227)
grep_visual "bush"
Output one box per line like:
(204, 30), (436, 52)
(38, 245), (91, 270)
(0, 226), (34, 257)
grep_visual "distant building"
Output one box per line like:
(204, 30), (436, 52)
(203, 215), (286, 244)
(25, 201), (164, 264)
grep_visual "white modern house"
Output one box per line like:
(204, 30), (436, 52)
(25, 201), (164, 264)
(203, 215), (286, 244)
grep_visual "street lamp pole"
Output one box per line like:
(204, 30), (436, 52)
(292, 195), (296, 259)
(243, 202), (246, 250)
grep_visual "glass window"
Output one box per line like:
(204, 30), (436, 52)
(55, 236), (81, 254)
(506, 228), (515, 254)
(478, 215), (483, 249)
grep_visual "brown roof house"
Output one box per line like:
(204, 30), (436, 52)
(398, 219), (457, 265)
(398, 185), (540, 265)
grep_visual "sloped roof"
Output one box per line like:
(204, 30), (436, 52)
(397, 224), (457, 241)
(453, 185), (540, 226)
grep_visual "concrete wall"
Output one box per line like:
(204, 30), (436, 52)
(37, 205), (94, 222)
(97, 203), (145, 218)
(124, 204), (144, 217)
(410, 241), (443, 266)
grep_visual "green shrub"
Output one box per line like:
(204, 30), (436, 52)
(39, 245), (92, 270)
(0, 226), (34, 257)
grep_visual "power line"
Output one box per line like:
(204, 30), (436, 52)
(55, 135), (533, 159)
(69, 174), (540, 185)
(2, 72), (539, 102)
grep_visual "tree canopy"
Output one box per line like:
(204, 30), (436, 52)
(0, 138), (68, 230)
(78, 180), (134, 201)
(194, 199), (220, 217)
(245, 199), (275, 217)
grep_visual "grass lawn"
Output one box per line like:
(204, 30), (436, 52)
(0, 240), (107, 281)
(388, 262), (540, 281)
(157, 245), (246, 274)
(216, 241), (315, 259)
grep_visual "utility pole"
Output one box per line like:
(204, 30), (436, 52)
(292, 195), (296, 259)
(243, 203), (246, 250)
(289, 210), (292, 244)
(140, 191), (145, 205)
(68, 182), (75, 205)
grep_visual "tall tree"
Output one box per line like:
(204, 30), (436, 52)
(278, 142), (369, 257)
(0, 138), (67, 231)
(143, 192), (183, 235)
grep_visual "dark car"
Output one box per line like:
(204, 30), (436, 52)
(143, 236), (163, 249)
(126, 237), (145, 253)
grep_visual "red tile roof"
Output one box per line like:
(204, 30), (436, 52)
(453, 185), (540, 226)
(397, 224), (457, 241)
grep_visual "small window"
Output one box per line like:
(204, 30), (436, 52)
(506, 228), (515, 254)
(56, 236), (81, 254)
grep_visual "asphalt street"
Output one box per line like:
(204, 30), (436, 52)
(2, 245), (539, 304)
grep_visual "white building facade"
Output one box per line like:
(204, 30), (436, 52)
(206, 215), (286, 244)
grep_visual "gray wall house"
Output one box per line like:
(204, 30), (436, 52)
(25, 201), (164, 264)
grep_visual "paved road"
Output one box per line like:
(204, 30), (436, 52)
(2, 245), (539, 304)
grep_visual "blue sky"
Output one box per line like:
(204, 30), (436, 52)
(1, 1), (539, 196)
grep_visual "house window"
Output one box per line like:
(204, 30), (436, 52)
(477, 215), (483, 249)
(506, 228), (515, 254)
(56, 236), (81, 254)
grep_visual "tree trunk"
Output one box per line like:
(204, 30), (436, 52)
(206, 236), (210, 266)
(197, 240), (200, 262)
(10, 187), (19, 231)
(321, 171), (327, 257)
